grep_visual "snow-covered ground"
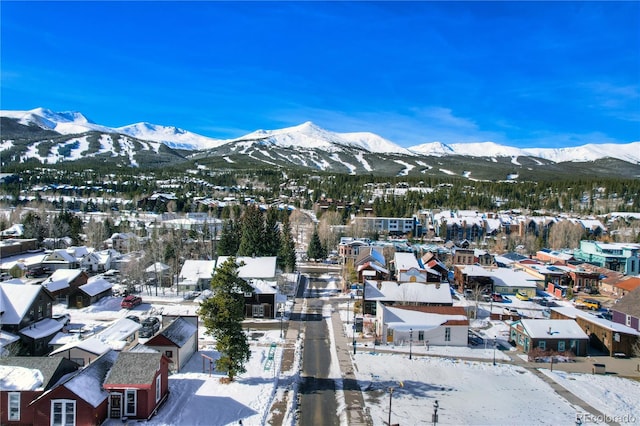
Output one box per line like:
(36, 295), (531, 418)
(48, 294), (640, 426)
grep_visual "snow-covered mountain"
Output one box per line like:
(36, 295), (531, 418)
(1, 108), (639, 166)
(1, 107), (114, 135)
(116, 122), (227, 150)
(409, 141), (640, 164)
(229, 121), (413, 155)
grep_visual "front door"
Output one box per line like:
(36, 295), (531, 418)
(109, 393), (122, 418)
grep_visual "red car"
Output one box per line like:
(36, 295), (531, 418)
(121, 295), (142, 309)
(491, 293), (504, 303)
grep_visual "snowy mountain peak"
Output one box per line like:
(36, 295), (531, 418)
(234, 121), (412, 154)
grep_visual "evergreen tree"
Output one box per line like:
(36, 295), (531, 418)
(238, 205), (265, 256)
(217, 219), (240, 256)
(278, 212), (297, 272)
(263, 207), (281, 257)
(307, 227), (326, 262)
(198, 257), (252, 382)
(22, 212), (46, 242)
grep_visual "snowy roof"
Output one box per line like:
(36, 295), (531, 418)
(43, 268), (83, 292)
(97, 318), (142, 347)
(61, 350), (118, 407)
(19, 317), (64, 339)
(457, 265), (493, 277)
(0, 223), (24, 237)
(383, 304), (467, 331)
(514, 319), (589, 339)
(0, 282), (43, 325)
(67, 246), (91, 259)
(250, 279), (278, 294)
(358, 261), (390, 275)
(364, 280), (452, 304)
(43, 249), (77, 263)
(217, 256), (277, 279)
(393, 252), (420, 270)
(489, 268), (538, 288)
(551, 306), (640, 336)
(145, 262), (171, 273)
(79, 277), (113, 296)
(0, 330), (20, 348)
(179, 259), (216, 284)
(0, 364), (44, 390)
(50, 335), (111, 356)
(156, 317), (197, 347)
(0, 357), (76, 391)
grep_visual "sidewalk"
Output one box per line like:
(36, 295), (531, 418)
(268, 298), (304, 426)
(330, 309), (372, 426)
(505, 352), (622, 426)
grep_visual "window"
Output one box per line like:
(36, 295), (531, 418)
(627, 315), (632, 327)
(165, 350), (173, 358)
(156, 375), (161, 403)
(125, 390), (136, 416)
(558, 341), (566, 352)
(538, 341), (546, 350)
(51, 400), (75, 426)
(444, 327), (451, 342)
(9, 392), (20, 421)
(418, 331), (424, 342)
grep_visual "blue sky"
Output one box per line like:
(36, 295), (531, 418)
(1, 1), (638, 148)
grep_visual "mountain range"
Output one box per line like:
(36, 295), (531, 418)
(1, 108), (639, 180)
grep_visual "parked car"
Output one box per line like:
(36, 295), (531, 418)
(121, 295), (142, 309)
(515, 291), (530, 301)
(577, 298), (601, 310)
(126, 315), (141, 323)
(503, 307), (519, 316)
(139, 326), (155, 338)
(491, 293), (504, 303)
(142, 316), (160, 333)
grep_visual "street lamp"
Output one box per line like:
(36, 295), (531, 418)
(387, 386), (395, 426)
(493, 337), (497, 366)
(279, 304), (284, 339)
(432, 400), (439, 425)
(353, 323), (357, 354)
(351, 293), (355, 325)
(409, 328), (413, 360)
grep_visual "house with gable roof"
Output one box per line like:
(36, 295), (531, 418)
(144, 316), (197, 373)
(30, 350), (118, 425)
(391, 252), (425, 282)
(0, 357), (79, 425)
(375, 303), (469, 346)
(80, 249), (118, 273)
(42, 268), (88, 305)
(363, 280), (453, 316)
(355, 247), (389, 284)
(509, 319), (589, 356)
(102, 350), (171, 421)
(41, 249), (79, 271)
(67, 276), (113, 308)
(0, 282), (61, 355)
(216, 256), (283, 319)
(177, 259), (216, 292)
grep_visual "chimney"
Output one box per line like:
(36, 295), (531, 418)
(547, 327), (552, 335)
